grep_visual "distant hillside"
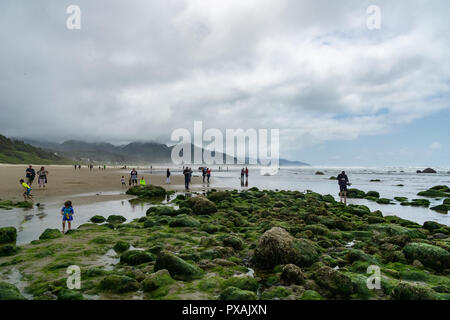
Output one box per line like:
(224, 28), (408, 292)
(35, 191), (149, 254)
(0, 135), (67, 164)
(22, 138), (310, 166)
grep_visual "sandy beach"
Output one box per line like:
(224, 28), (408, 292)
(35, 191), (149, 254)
(0, 164), (209, 205)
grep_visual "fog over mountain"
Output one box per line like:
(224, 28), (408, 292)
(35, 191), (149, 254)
(0, 1), (449, 166)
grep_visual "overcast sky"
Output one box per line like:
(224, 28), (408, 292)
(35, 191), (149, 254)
(0, 0), (449, 166)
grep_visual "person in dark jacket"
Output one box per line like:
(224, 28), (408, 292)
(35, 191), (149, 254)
(337, 171), (349, 205)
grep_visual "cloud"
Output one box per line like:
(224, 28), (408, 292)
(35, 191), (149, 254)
(429, 141), (441, 150)
(0, 0), (449, 160)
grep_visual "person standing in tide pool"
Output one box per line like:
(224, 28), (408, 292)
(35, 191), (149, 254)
(20, 179), (32, 200)
(61, 200), (74, 233)
(337, 171), (350, 205)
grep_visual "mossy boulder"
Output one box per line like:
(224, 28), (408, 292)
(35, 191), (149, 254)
(169, 215), (200, 228)
(113, 240), (130, 253)
(207, 191), (232, 203)
(154, 251), (204, 281)
(106, 215), (126, 224)
(142, 269), (175, 292)
(186, 196), (217, 215)
(0, 227), (17, 244)
(222, 276), (258, 291)
(0, 244), (20, 257)
(391, 282), (436, 300)
(201, 223), (219, 234)
(260, 286), (291, 299)
(430, 204), (448, 213)
(57, 289), (84, 300)
(280, 264), (305, 285)
(300, 290), (324, 300)
(253, 227), (320, 269)
(39, 228), (62, 240)
(90, 215), (106, 223)
(422, 221), (446, 232)
(403, 243), (450, 272)
(99, 275), (140, 293)
(120, 250), (154, 266)
(223, 235), (244, 250)
(0, 282), (26, 300)
(219, 287), (257, 300)
(313, 266), (353, 298)
(366, 191), (380, 198)
(347, 189), (366, 199)
(126, 185), (166, 198)
(146, 206), (178, 217)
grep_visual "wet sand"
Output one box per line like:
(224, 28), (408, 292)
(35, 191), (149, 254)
(0, 164), (209, 205)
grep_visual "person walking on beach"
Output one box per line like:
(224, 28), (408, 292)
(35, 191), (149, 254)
(183, 167), (190, 190)
(206, 168), (211, 184)
(337, 171), (350, 205)
(121, 176), (126, 187)
(140, 177), (146, 186)
(61, 200), (74, 233)
(240, 168), (245, 182)
(130, 168), (138, 186)
(37, 166), (49, 189)
(245, 167), (249, 181)
(166, 168), (171, 184)
(202, 167), (207, 183)
(26, 165), (36, 187)
(20, 179), (32, 201)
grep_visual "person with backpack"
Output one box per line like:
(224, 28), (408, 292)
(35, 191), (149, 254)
(61, 200), (74, 233)
(337, 171), (350, 205)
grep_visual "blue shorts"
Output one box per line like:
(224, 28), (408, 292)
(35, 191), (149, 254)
(63, 215), (73, 221)
(24, 188), (31, 195)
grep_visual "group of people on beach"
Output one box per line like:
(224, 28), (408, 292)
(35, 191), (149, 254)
(202, 167), (212, 184)
(20, 165), (49, 201)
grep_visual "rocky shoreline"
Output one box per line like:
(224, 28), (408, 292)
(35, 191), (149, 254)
(0, 185), (449, 300)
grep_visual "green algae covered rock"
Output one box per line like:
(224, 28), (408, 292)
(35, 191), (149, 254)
(0, 244), (20, 257)
(313, 266), (353, 298)
(391, 282), (436, 300)
(347, 189), (366, 199)
(366, 191), (380, 198)
(0, 227), (17, 244)
(90, 215), (106, 223)
(99, 275), (140, 293)
(120, 250), (154, 266)
(223, 235), (244, 250)
(126, 185), (166, 198)
(39, 228), (62, 240)
(154, 251), (204, 281)
(186, 196), (217, 215)
(403, 243), (450, 272)
(106, 215), (126, 224)
(253, 227), (320, 269)
(113, 240), (130, 253)
(280, 264), (305, 285)
(219, 286), (257, 300)
(169, 214), (200, 228)
(222, 276), (258, 291)
(417, 185), (450, 198)
(0, 282), (26, 300)
(300, 290), (324, 300)
(207, 191), (232, 203)
(57, 289), (84, 300)
(146, 205), (178, 217)
(142, 269), (175, 292)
